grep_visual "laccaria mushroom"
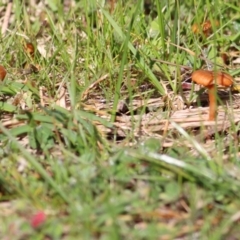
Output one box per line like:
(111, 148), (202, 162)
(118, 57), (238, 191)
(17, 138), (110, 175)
(25, 43), (35, 58)
(192, 20), (219, 37)
(0, 65), (6, 81)
(191, 70), (233, 121)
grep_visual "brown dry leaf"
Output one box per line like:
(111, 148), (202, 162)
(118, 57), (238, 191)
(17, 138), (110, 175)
(12, 93), (24, 106)
(37, 36), (54, 59)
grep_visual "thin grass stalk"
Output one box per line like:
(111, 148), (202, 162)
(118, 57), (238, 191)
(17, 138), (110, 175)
(156, 1), (166, 57)
(110, 13), (133, 122)
(173, 0), (180, 93)
(102, 10), (166, 97)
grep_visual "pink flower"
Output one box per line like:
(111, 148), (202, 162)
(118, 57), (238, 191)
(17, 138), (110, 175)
(30, 211), (46, 228)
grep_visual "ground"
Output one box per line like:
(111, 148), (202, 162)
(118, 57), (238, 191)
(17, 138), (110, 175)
(0, 0), (240, 239)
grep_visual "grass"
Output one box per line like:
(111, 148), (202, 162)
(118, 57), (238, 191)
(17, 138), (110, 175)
(1, 0), (240, 239)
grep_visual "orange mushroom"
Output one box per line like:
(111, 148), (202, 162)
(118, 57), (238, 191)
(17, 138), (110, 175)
(202, 20), (219, 37)
(191, 70), (233, 121)
(192, 20), (219, 37)
(0, 65), (6, 81)
(25, 42), (35, 58)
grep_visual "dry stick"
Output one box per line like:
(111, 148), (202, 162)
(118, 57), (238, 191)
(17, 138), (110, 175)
(1, 1), (13, 36)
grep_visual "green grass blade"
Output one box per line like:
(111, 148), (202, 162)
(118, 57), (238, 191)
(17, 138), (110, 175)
(0, 123), (70, 204)
(102, 9), (166, 96)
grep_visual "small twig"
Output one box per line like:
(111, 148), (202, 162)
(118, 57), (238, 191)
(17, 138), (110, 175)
(1, 1), (13, 36)
(6, 29), (30, 40)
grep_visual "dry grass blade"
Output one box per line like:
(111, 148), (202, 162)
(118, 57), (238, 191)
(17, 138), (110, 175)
(1, 1), (13, 36)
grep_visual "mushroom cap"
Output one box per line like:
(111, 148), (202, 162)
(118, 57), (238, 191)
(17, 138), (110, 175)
(192, 20), (220, 37)
(191, 70), (233, 88)
(215, 71), (233, 87)
(25, 43), (35, 57)
(0, 65), (6, 81)
(192, 70), (213, 87)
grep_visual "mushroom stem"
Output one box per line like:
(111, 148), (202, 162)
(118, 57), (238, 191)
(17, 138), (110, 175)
(208, 85), (217, 121)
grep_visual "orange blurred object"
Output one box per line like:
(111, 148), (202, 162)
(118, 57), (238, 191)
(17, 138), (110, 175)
(192, 20), (219, 37)
(25, 42), (35, 58)
(191, 23), (200, 34)
(0, 65), (7, 81)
